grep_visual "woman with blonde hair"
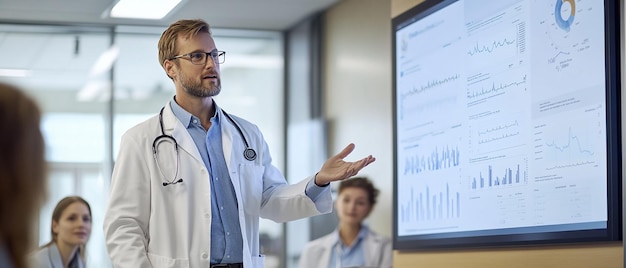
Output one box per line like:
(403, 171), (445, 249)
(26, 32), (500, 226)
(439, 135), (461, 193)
(299, 177), (392, 268)
(0, 82), (47, 268)
(30, 196), (92, 268)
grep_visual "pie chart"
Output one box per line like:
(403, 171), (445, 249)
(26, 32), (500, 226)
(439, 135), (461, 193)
(554, 0), (575, 32)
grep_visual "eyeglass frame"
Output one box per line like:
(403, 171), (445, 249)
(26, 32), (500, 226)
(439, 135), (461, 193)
(168, 50), (226, 65)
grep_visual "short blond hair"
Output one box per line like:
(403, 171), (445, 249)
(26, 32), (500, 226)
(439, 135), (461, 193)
(158, 19), (212, 68)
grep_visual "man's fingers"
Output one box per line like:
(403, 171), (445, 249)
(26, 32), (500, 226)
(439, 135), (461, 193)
(345, 156), (373, 179)
(334, 143), (355, 160)
(358, 155), (375, 169)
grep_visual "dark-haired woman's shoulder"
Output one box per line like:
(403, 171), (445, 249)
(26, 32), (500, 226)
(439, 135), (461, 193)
(27, 245), (55, 268)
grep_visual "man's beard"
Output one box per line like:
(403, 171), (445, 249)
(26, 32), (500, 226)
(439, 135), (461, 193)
(179, 70), (221, 97)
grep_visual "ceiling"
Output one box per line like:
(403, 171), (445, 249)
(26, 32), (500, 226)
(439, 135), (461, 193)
(0, 0), (338, 104)
(0, 0), (340, 30)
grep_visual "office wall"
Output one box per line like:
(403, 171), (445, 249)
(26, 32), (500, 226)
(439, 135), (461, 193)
(322, 0), (623, 267)
(323, 0), (393, 238)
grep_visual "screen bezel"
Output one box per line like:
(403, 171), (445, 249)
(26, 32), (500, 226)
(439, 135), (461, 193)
(391, 0), (622, 250)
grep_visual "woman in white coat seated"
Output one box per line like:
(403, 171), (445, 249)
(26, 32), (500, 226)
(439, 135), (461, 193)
(299, 177), (392, 268)
(29, 196), (92, 268)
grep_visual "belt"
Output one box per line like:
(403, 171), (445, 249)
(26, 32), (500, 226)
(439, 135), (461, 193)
(210, 263), (243, 268)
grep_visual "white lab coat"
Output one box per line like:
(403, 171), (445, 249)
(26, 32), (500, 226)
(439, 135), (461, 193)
(298, 227), (392, 268)
(104, 102), (332, 268)
(28, 243), (85, 268)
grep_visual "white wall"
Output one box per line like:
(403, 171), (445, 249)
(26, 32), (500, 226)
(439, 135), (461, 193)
(323, 0), (393, 237)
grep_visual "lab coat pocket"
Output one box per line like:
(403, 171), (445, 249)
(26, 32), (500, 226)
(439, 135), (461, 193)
(251, 254), (265, 267)
(239, 164), (265, 215)
(147, 253), (190, 268)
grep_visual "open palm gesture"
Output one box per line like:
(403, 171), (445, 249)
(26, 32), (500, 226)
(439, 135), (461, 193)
(314, 143), (376, 186)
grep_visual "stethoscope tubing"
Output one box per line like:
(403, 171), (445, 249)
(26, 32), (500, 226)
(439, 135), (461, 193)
(153, 106), (256, 186)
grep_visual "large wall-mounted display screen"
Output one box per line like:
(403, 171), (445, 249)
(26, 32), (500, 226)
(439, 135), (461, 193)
(392, 0), (621, 249)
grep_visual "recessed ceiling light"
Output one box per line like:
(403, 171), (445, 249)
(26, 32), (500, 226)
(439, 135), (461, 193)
(0, 69), (31, 77)
(109, 0), (183, 20)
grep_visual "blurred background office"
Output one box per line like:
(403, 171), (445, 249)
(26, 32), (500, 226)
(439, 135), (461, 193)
(2, 0), (623, 267)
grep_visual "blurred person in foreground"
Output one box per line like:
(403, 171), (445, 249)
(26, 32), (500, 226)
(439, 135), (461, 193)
(29, 196), (92, 268)
(0, 82), (47, 268)
(299, 177), (392, 268)
(103, 18), (376, 268)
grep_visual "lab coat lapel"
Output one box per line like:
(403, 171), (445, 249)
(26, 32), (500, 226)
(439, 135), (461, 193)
(48, 243), (64, 267)
(218, 108), (234, 173)
(162, 103), (203, 164)
(363, 230), (383, 267)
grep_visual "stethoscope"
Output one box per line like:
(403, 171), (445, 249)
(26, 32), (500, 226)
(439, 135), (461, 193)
(153, 106), (257, 187)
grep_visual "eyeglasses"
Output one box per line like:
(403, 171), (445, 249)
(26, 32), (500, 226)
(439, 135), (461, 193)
(169, 51), (226, 65)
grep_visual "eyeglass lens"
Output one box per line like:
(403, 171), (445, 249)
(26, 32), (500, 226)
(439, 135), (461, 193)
(190, 52), (225, 64)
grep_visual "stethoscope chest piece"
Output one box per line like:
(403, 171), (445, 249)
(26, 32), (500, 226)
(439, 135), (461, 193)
(244, 148), (257, 161)
(222, 110), (257, 162)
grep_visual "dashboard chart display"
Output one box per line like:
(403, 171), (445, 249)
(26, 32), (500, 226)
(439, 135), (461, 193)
(392, 0), (620, 249)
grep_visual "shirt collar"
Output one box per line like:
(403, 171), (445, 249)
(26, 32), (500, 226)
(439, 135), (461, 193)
(169, 96), (221, 128)
(333, 224), (369, 247)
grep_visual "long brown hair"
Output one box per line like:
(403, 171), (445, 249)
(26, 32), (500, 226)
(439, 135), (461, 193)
(44, 196), (92, 260)
(0, 82), (47, 268)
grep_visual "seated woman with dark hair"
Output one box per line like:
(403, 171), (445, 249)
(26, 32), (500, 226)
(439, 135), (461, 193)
(29, 196), (92, 268)
(299, 177), (392, 268)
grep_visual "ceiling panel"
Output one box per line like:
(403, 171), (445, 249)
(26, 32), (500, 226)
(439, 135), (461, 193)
(0, 0), (319, 100)
(0, 0), (340, 30)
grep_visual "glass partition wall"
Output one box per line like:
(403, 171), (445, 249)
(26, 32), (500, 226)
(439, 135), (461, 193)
(0, 23), (285, 268)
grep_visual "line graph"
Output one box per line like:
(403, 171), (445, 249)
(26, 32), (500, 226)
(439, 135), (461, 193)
(401, 73), (460, 100)
(478, 132), (520, 144)
(532, 106), (605, 174)
(467, 37), (516, 56)
(399, 96), (457, 122)
(478, 120), (519, 137)
(544, 127), (595, 156)
(469, 116), (525, 155)
(547, 51), (571, 64)
(399, 73), (461, 120)
(467, 21), (526, 63)
(466, 75), (527, 106)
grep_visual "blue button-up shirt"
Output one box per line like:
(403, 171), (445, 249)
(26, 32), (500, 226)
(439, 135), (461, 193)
(328, 225), (368, 268)
(169, 99), (327, 264)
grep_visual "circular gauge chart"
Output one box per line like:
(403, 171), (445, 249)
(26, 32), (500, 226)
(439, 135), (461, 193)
(554, 0), (575, 32)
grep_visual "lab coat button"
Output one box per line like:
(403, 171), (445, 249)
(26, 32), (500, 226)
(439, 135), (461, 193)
(201, 252), (209, 259)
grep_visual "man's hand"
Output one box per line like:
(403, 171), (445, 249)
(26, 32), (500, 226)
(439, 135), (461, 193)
(314, 143), (376, 186)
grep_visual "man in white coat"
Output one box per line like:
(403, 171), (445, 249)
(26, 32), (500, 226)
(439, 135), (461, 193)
(103, 19), (375, 268)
